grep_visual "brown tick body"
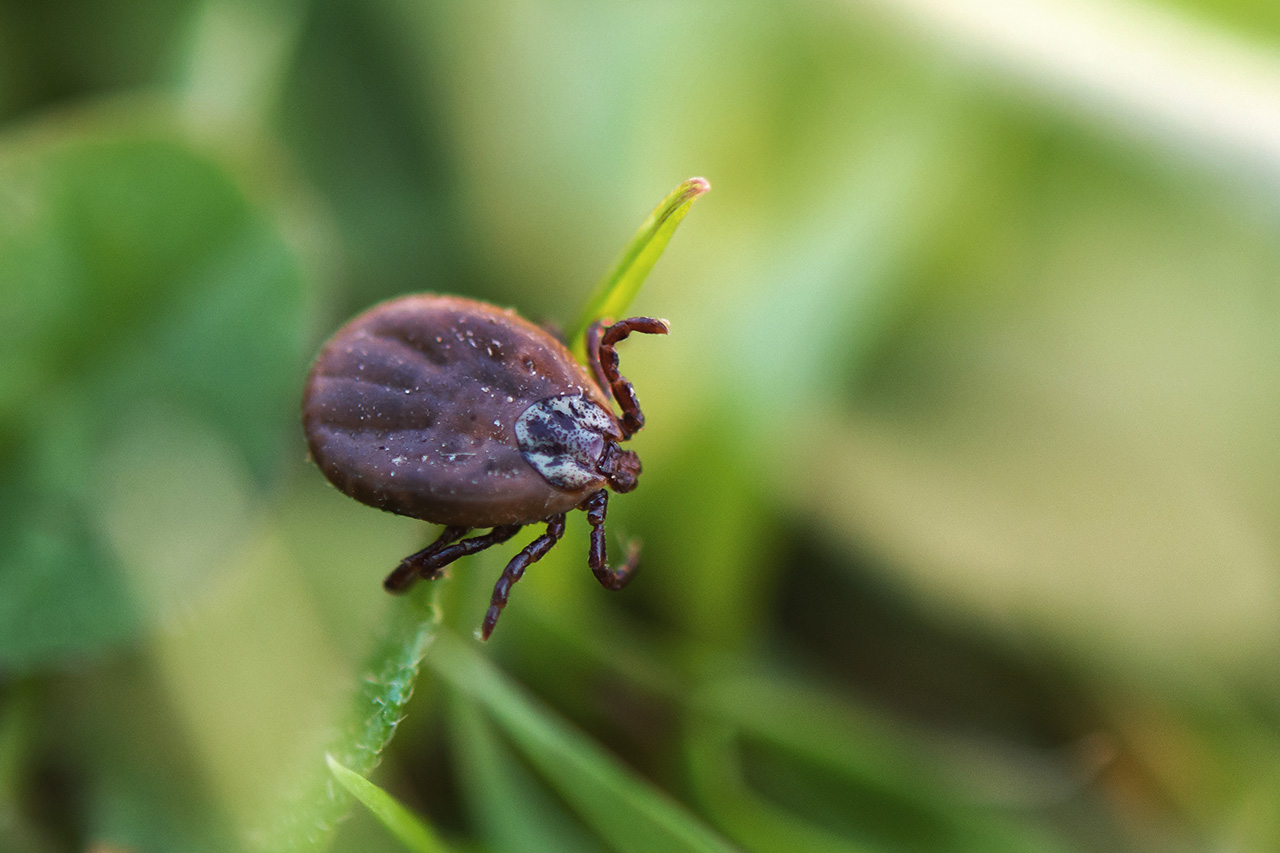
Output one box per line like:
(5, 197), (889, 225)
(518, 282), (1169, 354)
(302, 294), (666, 639)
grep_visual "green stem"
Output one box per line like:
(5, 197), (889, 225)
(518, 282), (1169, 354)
(254, 586), (440, 852)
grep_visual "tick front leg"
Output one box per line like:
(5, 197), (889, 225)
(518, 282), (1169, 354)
(581, 490), (641, 591)
(384, 524), (521, 594)
(585, 321), (613, 403)
(383, 525), (469, 592)
(590, 317), (668, 439)
(481, 514), (567, 640)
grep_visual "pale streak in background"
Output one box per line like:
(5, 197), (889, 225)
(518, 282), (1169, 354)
(180, 0), (308, 137)
(848, 0), (1280, 184)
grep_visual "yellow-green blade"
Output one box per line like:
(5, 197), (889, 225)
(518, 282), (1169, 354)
(568, 177), (710, 357)
(326, 755), (453, 853)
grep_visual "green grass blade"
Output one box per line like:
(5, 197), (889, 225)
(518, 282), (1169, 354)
(567, 177), (710, 357)
(448, 693), (606, 853)
(430, 632), (735, 853)
(326, 755), (451, 853)
(684, 718), (878, 853)
(690, 675), (1071, 853)
(255, 587), (441, 852)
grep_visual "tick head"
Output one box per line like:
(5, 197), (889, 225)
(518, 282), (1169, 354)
(597, 442), (641, 493)
(516, 393), (624, 492)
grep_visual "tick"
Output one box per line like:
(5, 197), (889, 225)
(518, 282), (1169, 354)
(302, 294), (667, 639)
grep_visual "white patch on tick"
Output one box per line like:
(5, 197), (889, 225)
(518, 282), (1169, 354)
(515, 394), (619, 490)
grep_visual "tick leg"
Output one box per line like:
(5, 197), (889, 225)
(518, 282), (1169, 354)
(481, 514), (567, 640)
(581, 490), (641, 590)
(383, 525), (469, 592)
(384, 525), (522, 594)
(591, 317), (669, 439)
(586, 321), (613, 403)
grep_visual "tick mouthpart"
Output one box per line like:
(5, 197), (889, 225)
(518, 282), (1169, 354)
(598, 444), (641, 493)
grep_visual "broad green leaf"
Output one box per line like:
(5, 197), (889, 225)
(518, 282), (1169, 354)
(326, 755), (450, 853)
(0, 109), (309, 670)
(430, 632), (735, 853)
(567, 177), (710, 357)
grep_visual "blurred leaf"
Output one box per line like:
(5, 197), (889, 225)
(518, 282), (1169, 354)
(0, 108), (309, 670)
(0, 684), (53, 853)
(431, 632), (734, 853)
(178, 0), (308, 136)
(567, 177), (710, 356)
(777, 120), (1280, 685)
(632, 423), (778, 647)
(256, 588), (439, 852)
(326, 755), (451, 853)
(276, 0), (466, 313)
(86, 759), (237, 853)
(0, 0), (203, 124)
(686, 674), (1069, 853)
(449, 693), (605, 853)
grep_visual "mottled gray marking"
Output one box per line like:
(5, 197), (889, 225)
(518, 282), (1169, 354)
(516, 394), (616, 490)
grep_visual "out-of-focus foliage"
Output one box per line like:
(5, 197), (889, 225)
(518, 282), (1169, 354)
(3, 0), (1280, 851)
(0, 114), (309, 670)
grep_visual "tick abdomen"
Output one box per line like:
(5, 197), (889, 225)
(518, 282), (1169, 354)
(303, 295), (611, 527)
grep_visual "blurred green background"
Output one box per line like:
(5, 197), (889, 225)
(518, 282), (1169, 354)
(4, 0), (1280, 850)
